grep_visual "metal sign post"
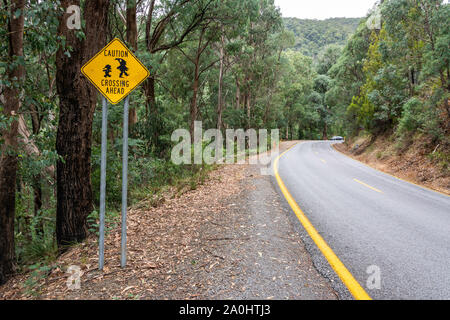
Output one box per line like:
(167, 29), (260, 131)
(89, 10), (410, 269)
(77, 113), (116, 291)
(120, 96), (129, 268)
(81, 38), (149, 271)
(99, 96), (108, 270)
(98, 95), (130, 270)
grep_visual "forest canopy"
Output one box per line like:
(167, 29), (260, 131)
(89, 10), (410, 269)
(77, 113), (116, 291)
(283, 17), (361, 58)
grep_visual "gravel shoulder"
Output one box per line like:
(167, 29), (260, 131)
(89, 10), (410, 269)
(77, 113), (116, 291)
(203, 161), (337, 299)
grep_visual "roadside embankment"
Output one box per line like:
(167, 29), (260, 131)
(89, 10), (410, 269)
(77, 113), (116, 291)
(334, 133), (449, 195)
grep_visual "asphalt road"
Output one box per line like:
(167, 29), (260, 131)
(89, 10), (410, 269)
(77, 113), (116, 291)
(276, 141), (450, 300)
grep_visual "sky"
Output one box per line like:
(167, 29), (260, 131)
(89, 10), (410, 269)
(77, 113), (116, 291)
(274, 0), (379, 20)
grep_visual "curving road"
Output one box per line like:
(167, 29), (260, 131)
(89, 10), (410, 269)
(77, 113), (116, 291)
(276, 141), (450, 300)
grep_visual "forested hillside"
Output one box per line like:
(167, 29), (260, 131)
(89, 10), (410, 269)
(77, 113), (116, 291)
(283, 17), (361, 57)
(325, 0), (449, 142)
(325, 0), (449, 191)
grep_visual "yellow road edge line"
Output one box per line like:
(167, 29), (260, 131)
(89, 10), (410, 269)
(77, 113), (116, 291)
(332, 144), (450, 197)
(353, 179), (383, 193)
(274, 145), (372, 300)
(320, 159), (327, 164)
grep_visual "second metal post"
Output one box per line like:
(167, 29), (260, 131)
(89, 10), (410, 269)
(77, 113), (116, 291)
(99, 96), (108, 270)
(121, 96), (130, 268)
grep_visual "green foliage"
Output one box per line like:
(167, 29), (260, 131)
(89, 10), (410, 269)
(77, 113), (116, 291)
(316, 45), (342, 74)
(397, 97), (424, 133)
(23, 262), (53, 297)
(313, 74), (331, 94)
(276, 50), (320, 139)
(284, 17), (361, 58)
(347, 94), (375, 131)
(14, 186), (57, 266)
(325, 0), (449, 141)
(398, 96), (444, 140)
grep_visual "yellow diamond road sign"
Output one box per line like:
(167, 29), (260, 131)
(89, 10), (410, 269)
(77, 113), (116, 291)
(81, 38), (149, 105)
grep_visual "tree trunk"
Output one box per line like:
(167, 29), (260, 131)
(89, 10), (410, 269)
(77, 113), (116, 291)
(144, 76), (157, 113)
(246, 93), (251, 129)
(0, 0), (25, 285)
(322, 122), (328, 140)
(32, 175), (42, 216)
(55, 0), (109, 249)
(30, 111), (42, 218)
(216, 26), (225, 131)
(143, 76), (161, 149)
(235, 78), (240, 109)
(126, 0), (138, 126)
(189, 28), (206, 137)
(190, 71), (199, 138)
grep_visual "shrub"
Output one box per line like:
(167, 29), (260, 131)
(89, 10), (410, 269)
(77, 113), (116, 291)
(397, 97), (423, 133)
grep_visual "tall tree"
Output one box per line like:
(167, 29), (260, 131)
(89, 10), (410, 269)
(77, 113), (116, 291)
(55, 0), (109, 248)
(126, 0), (138, 126)
(143, 0), (212, 149)
(0, 0), (25, 285)
(178, 24), (218, 136)
(311, 74), (331, 139)
(216, 24), (225, 130)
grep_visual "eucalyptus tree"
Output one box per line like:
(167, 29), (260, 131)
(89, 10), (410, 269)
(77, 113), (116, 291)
(279, 50), (317, 139)
(228, 0), (283, 129)
(0, 0), (25, 285)
(176, 18), (220, 136)
(140, 0), (214, 152)
(55, 0), (110, 248)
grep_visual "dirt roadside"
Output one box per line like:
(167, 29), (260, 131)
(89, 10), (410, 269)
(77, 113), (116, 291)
(0, 141), (337, 300)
